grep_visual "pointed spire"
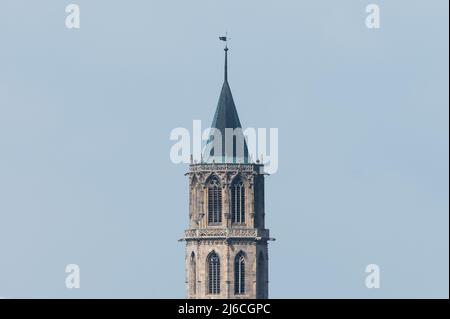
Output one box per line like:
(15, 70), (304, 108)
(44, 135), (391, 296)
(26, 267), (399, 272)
(202, 37), (249, 164)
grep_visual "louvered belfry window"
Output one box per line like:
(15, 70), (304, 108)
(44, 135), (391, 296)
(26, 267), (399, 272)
(231, 177), (245, 224)
(208, 252), (220, 294)
(234, 252), (245, 294)
(208, 177), (222, 224)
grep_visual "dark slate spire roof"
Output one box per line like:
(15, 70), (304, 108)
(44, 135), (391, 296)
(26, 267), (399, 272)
(203, 45), (249, 163)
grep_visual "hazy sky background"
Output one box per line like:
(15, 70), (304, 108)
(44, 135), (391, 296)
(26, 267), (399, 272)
(0, 0), (448, 298)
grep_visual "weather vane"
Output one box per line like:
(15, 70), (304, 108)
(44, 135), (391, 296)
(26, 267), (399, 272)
(219, 33), (230, 81)
(219, 32), (229, 49)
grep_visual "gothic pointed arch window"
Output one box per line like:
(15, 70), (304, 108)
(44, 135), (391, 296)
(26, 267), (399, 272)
(207, 176), (222, 224)
(234, 251), (246, 295)
(207, 251), (220, 294)
(231, 176), (245, 224)
(189, 176), (197, 225)
(189, 252), (196, 296)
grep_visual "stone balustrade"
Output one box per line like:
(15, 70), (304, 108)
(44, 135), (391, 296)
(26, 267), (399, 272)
(184, 228), (269, 239)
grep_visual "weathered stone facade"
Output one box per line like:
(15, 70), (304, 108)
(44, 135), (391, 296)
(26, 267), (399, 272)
(183, 163), (271, 299)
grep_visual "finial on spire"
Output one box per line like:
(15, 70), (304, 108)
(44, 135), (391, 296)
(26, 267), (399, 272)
(219, 33), (229, 82)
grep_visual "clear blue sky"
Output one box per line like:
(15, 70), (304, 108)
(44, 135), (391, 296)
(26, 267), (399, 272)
(0, 0), (448, 298)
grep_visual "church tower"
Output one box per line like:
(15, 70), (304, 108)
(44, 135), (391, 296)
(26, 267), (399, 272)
(182, 40), (273, 299)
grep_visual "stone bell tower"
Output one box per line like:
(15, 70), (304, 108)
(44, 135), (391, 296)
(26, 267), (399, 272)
(181, 39), (273, 299)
